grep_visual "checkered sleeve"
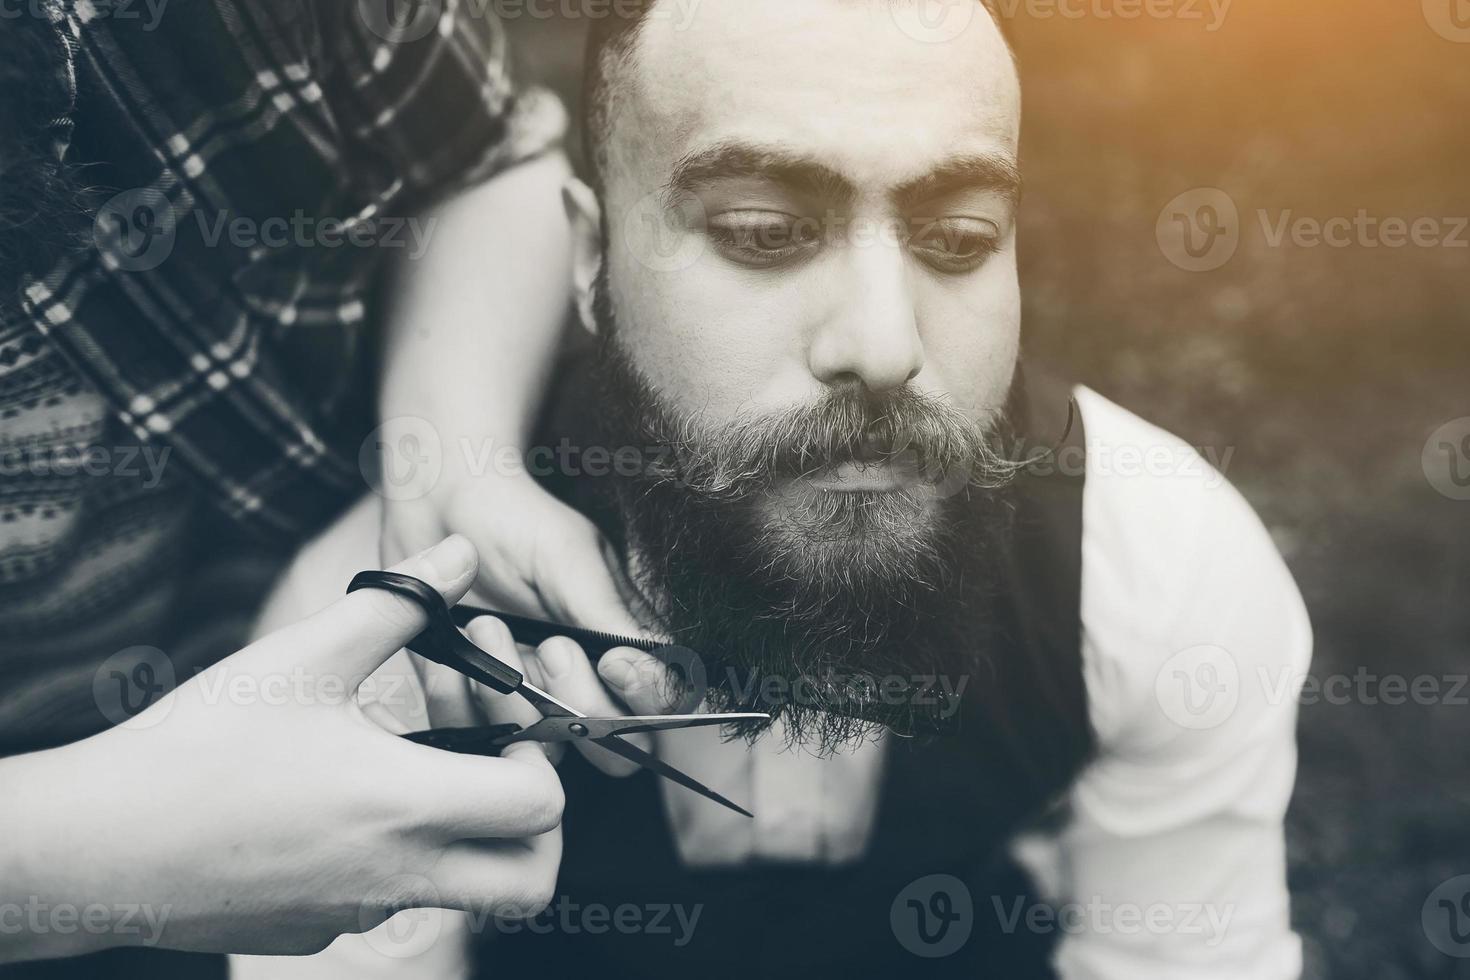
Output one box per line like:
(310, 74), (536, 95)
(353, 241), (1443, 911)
(313, 0), (567, 211)
(16, 0), (565, 542)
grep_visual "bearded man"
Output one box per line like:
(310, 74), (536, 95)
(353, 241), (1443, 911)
(235, 2), (1310, 978)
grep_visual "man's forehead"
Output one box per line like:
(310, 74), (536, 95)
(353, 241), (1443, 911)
(610, 0), (1020, 196)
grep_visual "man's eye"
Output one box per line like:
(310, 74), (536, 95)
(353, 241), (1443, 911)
(707, 211), (820, 268)
(909, 217), (1002, 272)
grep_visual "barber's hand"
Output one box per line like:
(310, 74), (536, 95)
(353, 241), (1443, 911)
(381, 468), (684, 776)
(465, 619), (691, 779)
(382, 469), (646, 638)
(5, 537), (563, 961)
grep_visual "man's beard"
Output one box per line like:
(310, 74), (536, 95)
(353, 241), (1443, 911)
(587, 272), (1025, 751)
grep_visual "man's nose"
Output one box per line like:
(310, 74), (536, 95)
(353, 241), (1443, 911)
(807, 241), (924, 393)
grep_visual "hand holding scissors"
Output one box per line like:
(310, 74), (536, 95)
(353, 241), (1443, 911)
(347, 571), (765, 817)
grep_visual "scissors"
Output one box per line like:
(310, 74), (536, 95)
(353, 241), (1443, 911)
(346, 571), (766, 818)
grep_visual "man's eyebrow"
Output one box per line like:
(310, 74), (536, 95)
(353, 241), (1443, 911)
(664, 142), (855, 206)
(894, 154), (1022, 210)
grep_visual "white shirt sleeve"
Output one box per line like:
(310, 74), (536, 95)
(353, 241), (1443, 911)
(1019, 386), (1311, 980)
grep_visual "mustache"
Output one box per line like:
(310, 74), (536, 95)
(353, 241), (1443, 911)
(637, 383), (1026, 499)
(589, 267), (1025, 500)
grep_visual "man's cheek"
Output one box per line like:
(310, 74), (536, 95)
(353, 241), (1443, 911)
(915, 294), (1020, 416)
(642, 299), (800, 417)
(917, 339), (1017, 421)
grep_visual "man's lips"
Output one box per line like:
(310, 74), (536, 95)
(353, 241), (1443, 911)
(801, 460), (913, 492)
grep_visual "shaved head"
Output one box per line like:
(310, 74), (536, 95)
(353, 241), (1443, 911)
(581, 0), (1013, 190)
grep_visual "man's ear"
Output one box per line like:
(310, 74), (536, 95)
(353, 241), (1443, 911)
(562, 177), (603, 335)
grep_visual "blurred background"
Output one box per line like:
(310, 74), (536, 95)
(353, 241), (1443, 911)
(504, 2), (1470, 976)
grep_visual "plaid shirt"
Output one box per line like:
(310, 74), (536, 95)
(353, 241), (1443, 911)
(19, 0), (565, 538)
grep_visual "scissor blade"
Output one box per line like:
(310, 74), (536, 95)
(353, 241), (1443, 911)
(606, 713), (770, 738)
(591, 735), (755, 818)
(513, 679), (585, 720)
(498, 712), (772, 745)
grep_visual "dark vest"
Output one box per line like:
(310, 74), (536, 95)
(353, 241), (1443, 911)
(475, 360), (1095, 980)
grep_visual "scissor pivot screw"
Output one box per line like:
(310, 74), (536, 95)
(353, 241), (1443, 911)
(569, 723), (589, 737)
